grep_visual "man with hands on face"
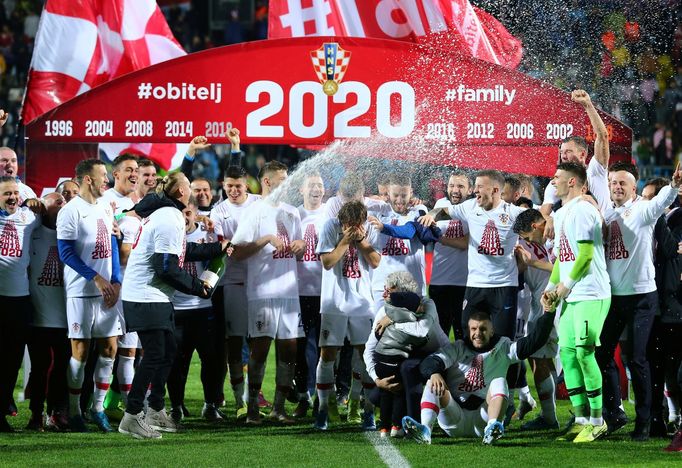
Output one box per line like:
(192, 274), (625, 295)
(314, 200), (381, 431)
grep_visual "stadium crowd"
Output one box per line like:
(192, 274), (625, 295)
(1, 87), (682, 453)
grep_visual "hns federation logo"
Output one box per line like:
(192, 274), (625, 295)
(310, 43), (351, 96)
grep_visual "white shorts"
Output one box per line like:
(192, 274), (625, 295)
(67, 297), (123, 339)
(248, 298), (304, 340)
(117, 331), (141, 349)
(438, 399), (488, 438)
(319, 313), (373, 347)
(224, 284), (248, 338)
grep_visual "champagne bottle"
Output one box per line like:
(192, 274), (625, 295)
(200, 242), (233, 288)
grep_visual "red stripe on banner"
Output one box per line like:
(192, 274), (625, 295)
(316, 383), (334, 390)
(95, 382), (110, 391)
(45, 0), (97, 23)
(68, 388), (82, 395)
(119, 384), (132, 392)
(421, 402), (439, 414)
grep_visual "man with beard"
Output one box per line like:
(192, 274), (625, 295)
(429, 171), (472, 339)
(57, 159), (122, 433)
(0, 146), (36, 203)
(0, 176), (41, 432)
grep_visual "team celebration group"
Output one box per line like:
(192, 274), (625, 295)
(1, 90), (681, 451)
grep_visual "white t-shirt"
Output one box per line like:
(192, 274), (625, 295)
(437, 338), (524, 401)
(448, 198), (525, 288)
(18, 181), (37, 205)
(231, 200), (301, 300)
(551, 197), (610, 302)
(172, 223), (213, 310)
(543, 157), (610, 213)
(517, 239), (551, 325)
(56, 196), (114, 298)
(317, 218), (379, 317)
(372, 206), (428, 294)
(29, 225), (67, 328)
(604, 184), (677, 295)
(431, 197), (468, 287)
(0, 207), (40, 296)
(122, 206), (185, 303)
(210, 193), (261, 285)
(297, 204), (326, 296)
(101, 188), (135, 214)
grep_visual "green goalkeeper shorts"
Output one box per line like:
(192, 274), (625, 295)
(558, 298), (611, 348)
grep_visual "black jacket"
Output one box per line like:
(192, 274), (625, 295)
(655, 210), (682, 323)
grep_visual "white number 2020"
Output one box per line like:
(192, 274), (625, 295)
(245, 80), (415, 139)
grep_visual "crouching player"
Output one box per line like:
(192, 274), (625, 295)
(402, 305), (555, 445)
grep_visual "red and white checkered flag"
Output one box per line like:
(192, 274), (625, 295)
(23, 0), (186, 124)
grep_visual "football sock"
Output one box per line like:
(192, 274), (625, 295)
(665, 383), (680, 422)
(420, 385), (440, 430)
(230, 361), (245, 407)
(92, 356), (114, 412)
(67, 357), (86, 416)
(576, 346), (602, 419)
(559, 347), (588, 413)
(350, 349), (363, 401)
(519, 385), (532, 403)
(316, 359), (335, 412)
(117, 355), (135, 407)
(275, 360), (295, 412)
(537, 376), (557, 423)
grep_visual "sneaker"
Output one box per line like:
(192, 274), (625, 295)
(45, 412), (69, 432)
(347, 399), (361, 424)
(482, 421), (504, 445)
(502, 403), (516, 428)
(606, 409), (628, 435)
(402, 416), (431, 444)
(520, 415), (560, 431)
(146, 408), (179, 433)
(379, 428), (389, 438)
(104, 402), (125, 422)
(245, 403), (262, 426)
(257, 391), (272, 409)
(390, 425), (405, 438)
(362, 410), (376, 431)
(201, 403), (225, 422)
(169, 406), (184, 424)
(517, 396), (536, 421)
(69, 414), (89, 433)
(119, 411), (162, 439)
(328, 396), (340, 423)
(293, 398), (311, 418)
(556, 422), (585, 441)
(573, 422), (607, 443)
(665, 430), (682, 452)
(314, 409), (328, 430)
(90, 409), (113, 433)
(631, 421), (650, 442)
(268, 409), (295, 425)
(236, 404), (248, 420)
(26, 412), (45, 432)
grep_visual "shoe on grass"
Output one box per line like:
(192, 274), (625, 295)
(402, 416), (431, 444)
(119, 411), (162, 439)
(573, 422), (607, 443)
(520, 415), (560, 431)
(146, 408), (179, 433)
(482, 420), (504, 445)
(347, 399), (361, 424)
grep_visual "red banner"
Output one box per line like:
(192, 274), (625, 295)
(25, 37), (631, 180)
(268, 0), (523, 68)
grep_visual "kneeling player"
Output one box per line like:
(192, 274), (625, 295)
(403, 307), (555, 445)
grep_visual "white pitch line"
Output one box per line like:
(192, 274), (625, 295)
(364, 431), (411, 468)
